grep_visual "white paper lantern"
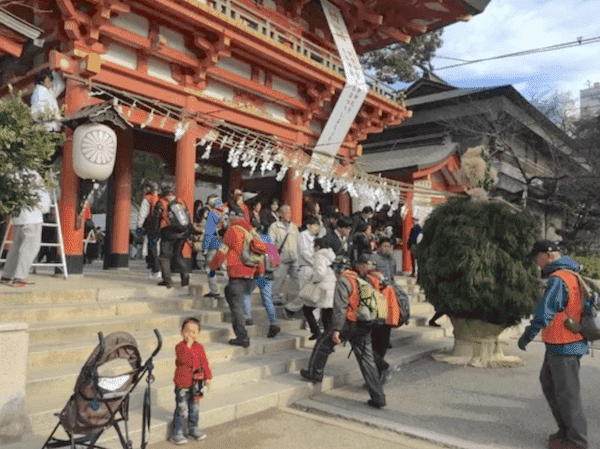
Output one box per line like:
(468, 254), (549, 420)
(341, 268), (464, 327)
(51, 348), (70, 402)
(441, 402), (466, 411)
(73, 123), (117, 180)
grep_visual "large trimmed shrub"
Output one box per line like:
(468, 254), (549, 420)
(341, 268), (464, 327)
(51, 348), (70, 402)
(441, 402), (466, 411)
(418, 197), (540, 328)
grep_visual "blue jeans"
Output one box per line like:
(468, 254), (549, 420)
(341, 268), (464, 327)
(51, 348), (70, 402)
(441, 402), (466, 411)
(171, 388), (199, 438)
(243, 276), (277, 325)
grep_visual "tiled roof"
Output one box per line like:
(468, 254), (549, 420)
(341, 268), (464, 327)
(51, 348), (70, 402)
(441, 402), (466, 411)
(358, 141), (458, 173)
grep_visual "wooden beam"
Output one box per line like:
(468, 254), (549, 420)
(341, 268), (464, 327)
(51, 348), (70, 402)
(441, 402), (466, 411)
(0, 34), (23, 57)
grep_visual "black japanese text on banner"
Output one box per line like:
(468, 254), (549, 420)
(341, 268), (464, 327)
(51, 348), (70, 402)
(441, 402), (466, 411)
(311, 0), (369, 171)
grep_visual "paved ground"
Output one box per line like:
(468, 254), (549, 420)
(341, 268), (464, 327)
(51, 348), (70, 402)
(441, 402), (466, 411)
(294, 338), (600, 449)
(5, 260), (599, 449)
(145, 336), (600, 449)
(148, 407), (449, 449)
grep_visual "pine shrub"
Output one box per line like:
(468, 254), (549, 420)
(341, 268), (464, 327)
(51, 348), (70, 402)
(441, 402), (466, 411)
(418, 197), (541, 327)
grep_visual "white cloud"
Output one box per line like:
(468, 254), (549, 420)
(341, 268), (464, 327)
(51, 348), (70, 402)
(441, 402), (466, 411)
(431, 0), (600, 100)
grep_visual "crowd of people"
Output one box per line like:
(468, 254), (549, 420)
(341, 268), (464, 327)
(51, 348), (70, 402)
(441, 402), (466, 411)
(130, 182), (416, 420)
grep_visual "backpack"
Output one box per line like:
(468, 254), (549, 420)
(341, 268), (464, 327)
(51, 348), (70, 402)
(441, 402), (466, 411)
(381, 284), (410, 327)
(234, 225), (267, 267)
(168, 199), (190, 232)
(263, 241), (281, 272)
(563, 271), (600, 341)
(356, 277), (388, 324)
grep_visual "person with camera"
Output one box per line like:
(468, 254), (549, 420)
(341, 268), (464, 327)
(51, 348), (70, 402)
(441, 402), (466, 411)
(518, 240), (589, 449)
(170, 317), (212, 445)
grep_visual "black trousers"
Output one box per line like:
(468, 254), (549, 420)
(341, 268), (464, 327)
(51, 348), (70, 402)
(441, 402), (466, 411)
(306, 322), (385, 405)
(371, 323), (392, 376)
(146, 236), (160, 273)
(302, 306), (333, 334)
(159, 237), (188, 282)
(225, 278), (255, 341)
(540, 351), (587, 448)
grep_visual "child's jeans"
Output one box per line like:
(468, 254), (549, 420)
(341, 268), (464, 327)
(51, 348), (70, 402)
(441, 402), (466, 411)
(243, 275), (277, 325)
(171, 387), (199, 438)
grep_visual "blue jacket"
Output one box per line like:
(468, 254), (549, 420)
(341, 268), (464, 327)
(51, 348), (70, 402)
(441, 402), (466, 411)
(522, 256), (589, 356)
(202, 210), (222, 250)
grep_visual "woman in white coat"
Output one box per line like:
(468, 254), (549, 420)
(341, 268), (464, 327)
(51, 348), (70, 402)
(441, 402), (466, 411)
(301, 238), (337, 340)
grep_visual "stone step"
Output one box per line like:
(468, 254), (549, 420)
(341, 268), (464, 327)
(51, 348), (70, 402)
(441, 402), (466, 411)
(0, 296), (204, 324)
(25, 332), (305, 434)
(25, 323), (309, 403)
(27, 312), (189, 345)
(25, 304), (234, 345)
(22, 329), (451, 439)
(0, 283), (190, 306)
(25, 315), (305, 372)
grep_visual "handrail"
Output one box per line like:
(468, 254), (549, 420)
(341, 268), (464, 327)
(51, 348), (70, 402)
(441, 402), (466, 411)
(201, 0), (402, 103)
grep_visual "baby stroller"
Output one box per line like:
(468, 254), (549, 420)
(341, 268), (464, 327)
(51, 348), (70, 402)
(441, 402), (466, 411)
(42, 329), (162, 449)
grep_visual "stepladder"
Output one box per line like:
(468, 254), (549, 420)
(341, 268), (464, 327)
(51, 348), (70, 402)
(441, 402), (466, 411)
(0, 181), (69, 279)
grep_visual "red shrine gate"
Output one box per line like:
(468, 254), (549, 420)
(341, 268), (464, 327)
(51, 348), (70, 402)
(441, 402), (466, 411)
(0, 0), (491, 273)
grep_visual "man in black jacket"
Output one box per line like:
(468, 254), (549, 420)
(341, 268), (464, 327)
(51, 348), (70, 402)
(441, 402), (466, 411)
(151, 186), (193, 288)
(324, 215), (353, 257)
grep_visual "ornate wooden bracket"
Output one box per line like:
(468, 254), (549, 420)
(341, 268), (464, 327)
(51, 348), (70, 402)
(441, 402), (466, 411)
(58, 0), (130, 45)
(347, 106), (387, 144)
(194, 31), (232, 83)
(272, 0), (311, 19)
(89, 1), (130, 43)
(300, 82), (335, 122)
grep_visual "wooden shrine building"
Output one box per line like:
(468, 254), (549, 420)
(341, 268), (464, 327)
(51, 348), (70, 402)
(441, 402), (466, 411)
(361, 72), (586, 272)
(0, 0), (491, 274)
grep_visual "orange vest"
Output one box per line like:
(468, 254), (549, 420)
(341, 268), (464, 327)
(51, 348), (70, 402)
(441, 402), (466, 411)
(158, 197), (187, 229)
(341, 270), (361, 323)
(144, 192), (160, 218)
(541, 269), (585, 345)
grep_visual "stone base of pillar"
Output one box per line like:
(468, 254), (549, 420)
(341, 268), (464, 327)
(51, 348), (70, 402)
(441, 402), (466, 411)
(65, 255), (84, 275)
(0, 322), (31, 444)
(104, 253), (129, 269)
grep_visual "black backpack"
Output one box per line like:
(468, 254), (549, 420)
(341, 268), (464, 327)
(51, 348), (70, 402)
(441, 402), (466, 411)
(393, 284), (411, 327)
(168, 199), (190, 232)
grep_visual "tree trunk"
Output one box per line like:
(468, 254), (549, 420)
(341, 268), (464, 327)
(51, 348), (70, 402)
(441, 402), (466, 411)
(432, 317), (523, 368)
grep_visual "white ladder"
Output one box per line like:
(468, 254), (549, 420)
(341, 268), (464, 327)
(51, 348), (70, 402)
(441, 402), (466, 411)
(0, 176), (68, 279)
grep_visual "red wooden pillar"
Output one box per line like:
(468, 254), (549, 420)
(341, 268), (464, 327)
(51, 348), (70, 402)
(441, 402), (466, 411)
(175, 130), (196, 259)
(221, 159), (242, 204)
(402, 190), (414, 273)
(335, 192), (351, 216)
(283, 168), (302, 227)
(108, 128), (134, 268)
(59, 79), (87, 274)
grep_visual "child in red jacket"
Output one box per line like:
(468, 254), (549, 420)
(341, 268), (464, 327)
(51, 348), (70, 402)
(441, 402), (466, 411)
(169, 318), (212, 445)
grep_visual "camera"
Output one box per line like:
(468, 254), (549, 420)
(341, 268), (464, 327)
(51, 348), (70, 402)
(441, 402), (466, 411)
(192, 369), (205, 399)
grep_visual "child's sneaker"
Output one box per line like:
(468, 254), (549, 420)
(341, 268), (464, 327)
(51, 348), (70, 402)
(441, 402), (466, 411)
(168, 434), (188, 445)
(187, 429), (207, 441)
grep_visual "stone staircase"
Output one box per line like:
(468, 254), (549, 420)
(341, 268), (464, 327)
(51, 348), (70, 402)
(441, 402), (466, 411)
(1, 273), (452, 449)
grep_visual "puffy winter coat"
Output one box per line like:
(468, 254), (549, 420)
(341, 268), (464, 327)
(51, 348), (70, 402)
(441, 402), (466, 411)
(310, 248), (337, 309)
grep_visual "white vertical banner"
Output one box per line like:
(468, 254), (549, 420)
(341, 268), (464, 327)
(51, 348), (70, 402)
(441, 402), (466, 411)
(310, 0), (369, 172)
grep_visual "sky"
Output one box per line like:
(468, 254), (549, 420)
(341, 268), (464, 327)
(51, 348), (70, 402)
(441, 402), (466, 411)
(424, 0), (600, 103)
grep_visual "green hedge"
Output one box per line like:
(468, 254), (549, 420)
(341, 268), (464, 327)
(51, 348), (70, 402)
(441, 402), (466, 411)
(572, 253), (600, 279)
